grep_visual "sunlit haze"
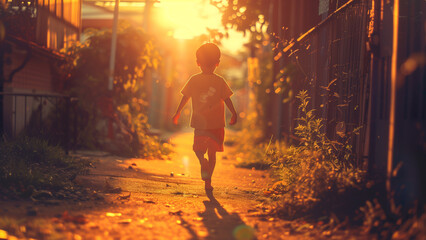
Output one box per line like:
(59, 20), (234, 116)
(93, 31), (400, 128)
(156, 0), (248, 54)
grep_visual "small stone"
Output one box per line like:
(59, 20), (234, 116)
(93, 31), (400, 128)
(26, 209), (37, 216)
(93, 193), (105, 200)
(118, 219), (132, 224)
(56, 192), (66, 199)
(170, 172), (174, 177)
(128, 166), (133, 170)
(169, 210), (183, 216)
(131, 163), (137, 166)
(32, 190), (53, 200)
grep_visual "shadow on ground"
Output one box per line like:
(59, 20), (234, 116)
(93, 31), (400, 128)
(175, 189), (255, 240)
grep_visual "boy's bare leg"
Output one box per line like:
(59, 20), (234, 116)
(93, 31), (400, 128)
(205, 149), (217, 190)
(195, 151), (209, 180)
(207, 149), (217, 178)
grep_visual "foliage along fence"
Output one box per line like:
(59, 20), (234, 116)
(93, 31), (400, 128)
(278, 0), (369, 168)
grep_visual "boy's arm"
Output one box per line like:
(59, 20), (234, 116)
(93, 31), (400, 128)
(224, 97), (237, 125)
(172, 95), (190, 125)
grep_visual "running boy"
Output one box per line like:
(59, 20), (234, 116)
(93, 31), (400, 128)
(172, 43), (237, 191)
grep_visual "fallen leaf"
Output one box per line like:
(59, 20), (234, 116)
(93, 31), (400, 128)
(198, 230), (208, 237)
(87, 223), (100, 229)
(117, 192), (131, 200)
(62, 211), (87, 224)
(169, 210), (183, 216)
(118, 219), (132, 224)
(104, 180), (122, 193)
(106, 212), (122, 217)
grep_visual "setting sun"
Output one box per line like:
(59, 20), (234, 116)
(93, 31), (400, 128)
(156, 0), (222, 39)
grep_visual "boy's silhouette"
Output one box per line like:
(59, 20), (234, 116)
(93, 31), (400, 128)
(172, 43), (237, 191)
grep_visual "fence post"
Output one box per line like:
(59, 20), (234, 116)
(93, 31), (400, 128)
(65, 97), (70, 155)
(73, 98), (78, 152)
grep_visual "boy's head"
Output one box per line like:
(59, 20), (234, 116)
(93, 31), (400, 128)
(196, 43), (221, 67)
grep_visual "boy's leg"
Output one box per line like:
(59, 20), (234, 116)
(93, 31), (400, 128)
(205, 149), (217, 190)
(207, 149), (217, 179)
(194, 151), (209, 180)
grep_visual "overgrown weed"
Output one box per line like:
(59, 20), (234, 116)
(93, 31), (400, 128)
(0, 136), (91, 197)
(267, 91), (365, 218)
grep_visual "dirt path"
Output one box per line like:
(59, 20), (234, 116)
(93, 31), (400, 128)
(0, 131), (366, 240)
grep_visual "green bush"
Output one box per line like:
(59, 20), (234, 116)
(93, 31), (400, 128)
(267, 91), (365, 217)
(232, 90), (365, 217)
(58, 23), (170, 159)
(0, 137), (90, 194)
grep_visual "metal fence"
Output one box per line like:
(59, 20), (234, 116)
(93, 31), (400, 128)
(282, 0), (369, 167)
(1, 92), (78, 154)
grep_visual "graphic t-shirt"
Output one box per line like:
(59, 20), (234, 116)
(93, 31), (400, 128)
(181, 73), (233, 129)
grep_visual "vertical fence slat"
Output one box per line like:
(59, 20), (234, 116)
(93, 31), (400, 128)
(24, 96), (27, 129)
(14, 95), (17, 137)
(0, 92), (77, 155)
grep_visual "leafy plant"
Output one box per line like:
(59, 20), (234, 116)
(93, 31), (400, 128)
(263, 90), (365, 217)
(57, 22), (170, 158)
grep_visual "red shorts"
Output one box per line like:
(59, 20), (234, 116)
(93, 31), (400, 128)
(193, 128), (225, 153)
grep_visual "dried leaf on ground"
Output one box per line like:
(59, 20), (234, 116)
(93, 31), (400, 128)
(169, 210), (183, 216)
(117, 192), (131, 200)
(106, 212), (122, 217)
(62, 211), (87, 224)
(118, 219), (132, 224)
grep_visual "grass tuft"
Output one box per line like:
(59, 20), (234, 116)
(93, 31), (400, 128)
(0, 136), (91, 197)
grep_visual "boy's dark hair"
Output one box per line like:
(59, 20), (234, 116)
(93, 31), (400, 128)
(196, 43), (221, 67)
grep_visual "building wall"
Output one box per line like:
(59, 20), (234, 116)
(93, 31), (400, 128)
(1, 0), (81, 137)
(36, 0), (81, 50)
(4, 48), (53, 92)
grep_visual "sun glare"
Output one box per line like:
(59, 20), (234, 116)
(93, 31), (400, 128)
(156, 0), (248, 53)
(157, 0), (221, 39)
